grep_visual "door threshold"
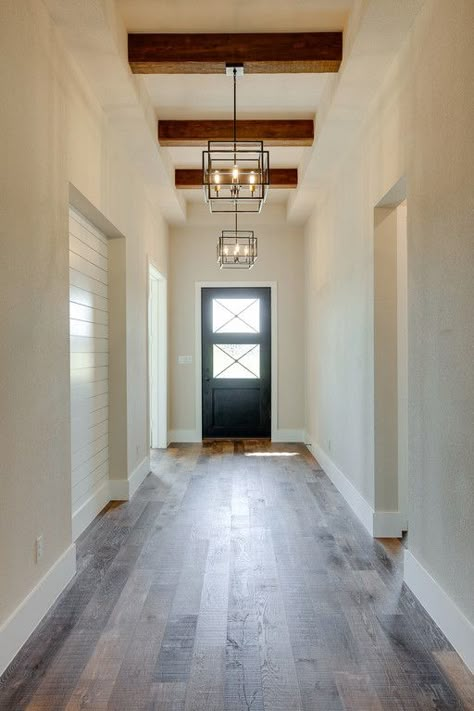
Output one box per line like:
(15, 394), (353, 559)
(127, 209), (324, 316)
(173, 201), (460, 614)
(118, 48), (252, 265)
(202, 437), (271, 442)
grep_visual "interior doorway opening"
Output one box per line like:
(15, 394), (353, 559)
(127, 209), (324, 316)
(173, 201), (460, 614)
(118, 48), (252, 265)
(148, 263), (168, 449)
(373, 178), (408, 537)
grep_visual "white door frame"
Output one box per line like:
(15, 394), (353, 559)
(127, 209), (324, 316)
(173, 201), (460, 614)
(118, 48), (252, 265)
(195, 281), (278, 441)
(148, 262), (168, 449)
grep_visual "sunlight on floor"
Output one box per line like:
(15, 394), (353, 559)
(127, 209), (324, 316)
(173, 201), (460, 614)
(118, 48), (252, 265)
(245, 452), (299, 457)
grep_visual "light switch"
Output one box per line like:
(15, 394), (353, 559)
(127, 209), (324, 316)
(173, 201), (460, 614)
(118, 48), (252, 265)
(178, 355), (193, 365)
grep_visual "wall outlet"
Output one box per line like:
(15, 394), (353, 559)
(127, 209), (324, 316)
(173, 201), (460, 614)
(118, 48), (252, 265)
(35, 535), (44, 563)
(178, 355), (193, 365)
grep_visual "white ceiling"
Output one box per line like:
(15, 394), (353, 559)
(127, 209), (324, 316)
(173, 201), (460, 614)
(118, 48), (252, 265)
(117, 0), (352, 33)
(116, 0), (353, 210)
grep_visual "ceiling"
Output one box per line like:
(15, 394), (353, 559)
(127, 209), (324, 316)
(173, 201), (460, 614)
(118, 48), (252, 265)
(115, 0), (353, 210)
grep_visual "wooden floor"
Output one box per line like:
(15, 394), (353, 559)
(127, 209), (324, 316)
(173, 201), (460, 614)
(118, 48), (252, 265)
(1, 442), (473, 710)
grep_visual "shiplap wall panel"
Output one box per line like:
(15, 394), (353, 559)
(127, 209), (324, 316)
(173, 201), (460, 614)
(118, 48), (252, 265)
(69, 208), (109, 524)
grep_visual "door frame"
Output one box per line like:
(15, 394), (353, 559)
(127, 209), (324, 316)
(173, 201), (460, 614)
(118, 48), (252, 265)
(195, 281), (278, 441)
(148, 261), (168, 449)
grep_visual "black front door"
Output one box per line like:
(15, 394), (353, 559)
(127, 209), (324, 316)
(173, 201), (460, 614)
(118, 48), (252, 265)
(202, 287), (271, 438)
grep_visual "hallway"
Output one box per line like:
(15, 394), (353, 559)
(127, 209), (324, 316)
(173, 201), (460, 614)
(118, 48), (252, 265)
(1, 443), (471, 710)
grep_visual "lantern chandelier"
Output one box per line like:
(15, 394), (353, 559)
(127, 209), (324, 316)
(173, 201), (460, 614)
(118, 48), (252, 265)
(203, 65), (270, 213)
(217, 208), (257, 270)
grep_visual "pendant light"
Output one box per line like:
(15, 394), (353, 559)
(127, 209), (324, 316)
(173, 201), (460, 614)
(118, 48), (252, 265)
(203, 65), (270, 213)
(217, 209), (257, 269)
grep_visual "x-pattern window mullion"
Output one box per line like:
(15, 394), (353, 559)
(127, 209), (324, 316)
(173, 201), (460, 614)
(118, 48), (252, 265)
(214, 299), (258, 334)
(214, 343), (258, 378)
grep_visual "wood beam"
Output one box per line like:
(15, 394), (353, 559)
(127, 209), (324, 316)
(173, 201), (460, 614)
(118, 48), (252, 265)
(175, 168), (297, 190)
(129, 33), (342, 74)
(159, 120), (313, 147)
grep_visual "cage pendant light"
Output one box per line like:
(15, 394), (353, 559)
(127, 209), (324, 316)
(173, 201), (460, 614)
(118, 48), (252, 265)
(203, 65), (270, 214)
(217, 209), (257, 269)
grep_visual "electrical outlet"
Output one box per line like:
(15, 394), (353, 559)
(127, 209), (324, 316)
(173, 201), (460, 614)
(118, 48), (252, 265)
(35, 535), (44, 563)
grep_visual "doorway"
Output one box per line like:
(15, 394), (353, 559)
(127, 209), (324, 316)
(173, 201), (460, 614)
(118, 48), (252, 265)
(201, 287), (271, 438)
(373, 182), (408, 537)
(148, 264), (167, 449)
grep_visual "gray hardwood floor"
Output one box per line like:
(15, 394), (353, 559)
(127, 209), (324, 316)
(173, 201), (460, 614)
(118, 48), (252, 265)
(0, 441), (473, 710)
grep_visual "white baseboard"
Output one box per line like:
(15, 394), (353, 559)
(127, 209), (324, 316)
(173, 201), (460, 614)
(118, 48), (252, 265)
(128, 456), (150, 498)
(372, 511), (407, 538)
(109, 456), (150, 500)
(306, 440), (374, 535)
(72, 481), (110, 541)
(272, 429), (305, 443)
(404, 549), (474, 673)
(0, 544), (76, 676)
(168, 429), (201, 443)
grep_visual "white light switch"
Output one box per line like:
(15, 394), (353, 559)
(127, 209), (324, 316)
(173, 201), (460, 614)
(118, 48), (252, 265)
(178, 355), (193, 365)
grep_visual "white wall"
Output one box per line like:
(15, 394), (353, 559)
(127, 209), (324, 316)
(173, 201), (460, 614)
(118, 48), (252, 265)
(0, 0), (167, 637)
(304, 0), (474, 634)
(169, 203), (305, 441)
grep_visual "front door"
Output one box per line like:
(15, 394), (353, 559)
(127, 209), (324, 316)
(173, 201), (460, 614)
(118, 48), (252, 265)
(202, 287), (271, 438)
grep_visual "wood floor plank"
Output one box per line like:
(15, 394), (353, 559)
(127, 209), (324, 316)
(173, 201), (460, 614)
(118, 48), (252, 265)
(0, 442), (472, 710)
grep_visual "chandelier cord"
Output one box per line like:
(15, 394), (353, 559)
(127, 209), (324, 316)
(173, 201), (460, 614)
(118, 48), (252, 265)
(233, 66), (237, 153)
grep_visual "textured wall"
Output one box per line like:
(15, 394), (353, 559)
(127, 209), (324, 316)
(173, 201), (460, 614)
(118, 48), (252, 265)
(169, 204), (305, 437)
(305, 0), (474, 621)
(0, 0), (167, 623)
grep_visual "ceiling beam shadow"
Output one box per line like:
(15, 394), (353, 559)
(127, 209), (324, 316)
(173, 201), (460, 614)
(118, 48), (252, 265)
(159, 120), (313, 147)
(129, 33), (342, 74)
(175, 168), (298, 190)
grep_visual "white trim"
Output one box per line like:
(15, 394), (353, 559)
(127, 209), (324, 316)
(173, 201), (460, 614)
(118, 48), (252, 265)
(272, 429), (305, 443)
(372, 511), (407, 538)
(404, 549), (474, 673)
(148, 262), (168, 450)
(307, 440), (374, 535)
(109, 456), (150, 500)
(0, 545), (76, 676)
(168, 429), (202, 443)
(194, 281), (278, 442)
(128, 456), (150, 498)
(72, 481), (110, 541)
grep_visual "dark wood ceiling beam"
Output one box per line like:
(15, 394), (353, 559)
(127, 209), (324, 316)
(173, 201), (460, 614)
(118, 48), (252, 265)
(159, 119), (313, 147)
(129, 33), (342, 74)
(175, 168), (297, 190)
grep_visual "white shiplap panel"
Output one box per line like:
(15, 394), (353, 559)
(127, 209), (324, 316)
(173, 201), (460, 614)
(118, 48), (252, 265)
(70, 352), (108, 370)
(69, 234), (108, 272)
(70, 269), (107, 298)
(70, 336), (108, 354)
(69, 208), (108, 246)
(71, 447), (109, 488)
(69, 209), (109, 534)
(70, 367), (108, 386)
(71, 433), (108, 472)
(71, 418), (108, 455)
(70, 379), (108, 402)
(68, 219), (108, 258)
(70, 302), (108, 325)
(70, 285), (108, 312)
(71, 392), (108, 422)
(73, 471), (109, 511)
(69, 252), (108, 286)
(70, 319), (108, 339)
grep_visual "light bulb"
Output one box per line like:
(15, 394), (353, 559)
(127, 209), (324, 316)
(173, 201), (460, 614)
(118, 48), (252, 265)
(249, 171), (256, 184)
(223, 246), (229, 256)
(232, 164), (239, 181)
(213, 170), (221, 184)
(244, 246), (249, 256)
(234, 242), (240, 255)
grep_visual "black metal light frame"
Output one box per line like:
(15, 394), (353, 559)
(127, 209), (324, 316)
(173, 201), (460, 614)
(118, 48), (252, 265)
(203, 66), (270, 214)
(217, 211), (258, 270)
